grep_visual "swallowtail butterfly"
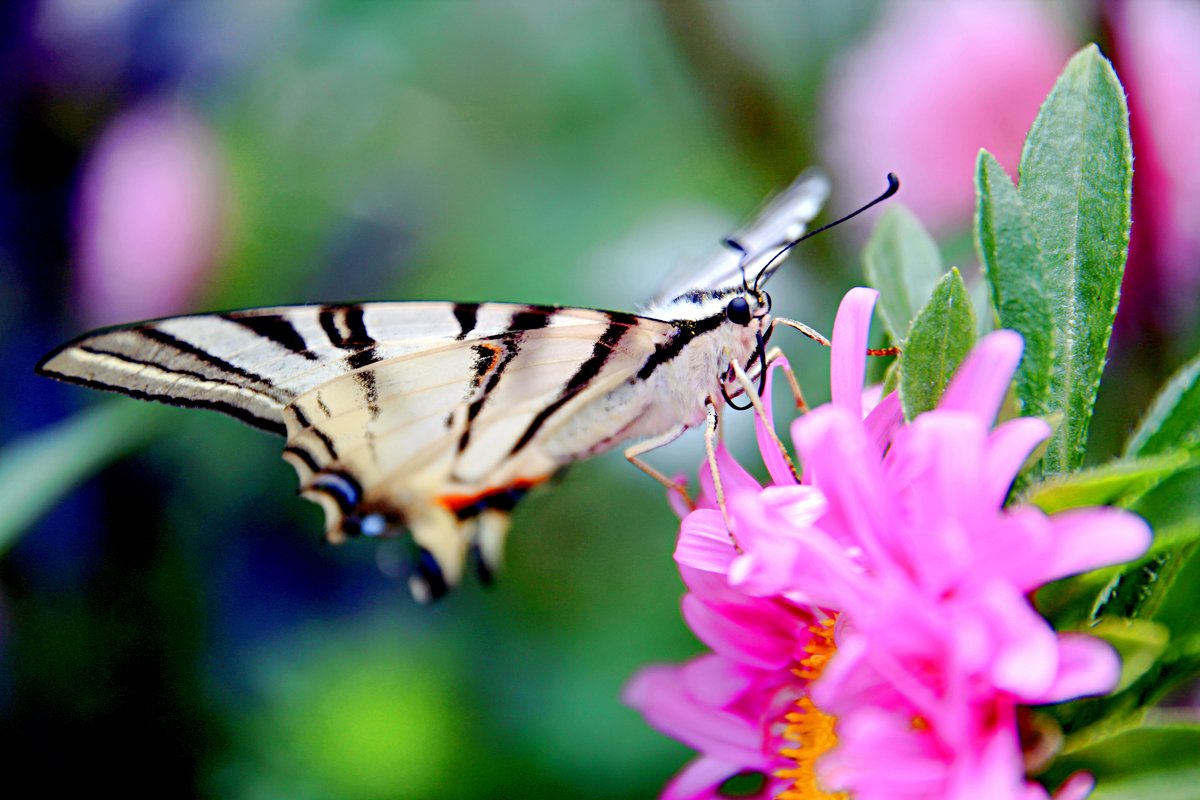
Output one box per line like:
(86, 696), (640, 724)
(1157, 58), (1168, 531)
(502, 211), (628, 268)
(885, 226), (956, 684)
(37, 170), (897, 601)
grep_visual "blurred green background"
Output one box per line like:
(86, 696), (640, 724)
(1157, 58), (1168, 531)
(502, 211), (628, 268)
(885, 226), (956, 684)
(1, 1), (1194, 797)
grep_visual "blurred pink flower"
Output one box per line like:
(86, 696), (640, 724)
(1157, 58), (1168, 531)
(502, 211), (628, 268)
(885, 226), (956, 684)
(1107, 0), (1200, 333)
(75, 102), (227, 326)
(629, 289), (1151, 799)
(821, 0), (1073, 234)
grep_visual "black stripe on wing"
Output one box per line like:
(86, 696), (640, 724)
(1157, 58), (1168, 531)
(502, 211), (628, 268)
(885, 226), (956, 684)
(508, 313), (635, 454)
(139, 327), (280, 388)
(35, 324), (289, 434)
(39, 371), (287, 435)
(454, 303), (479, 340)
(318, 306), (375, 349)
(318, 305), (383, 417)
(224, 313), (319, 360)
(456, 307), (554, 452)
(287, 404), (339, 460)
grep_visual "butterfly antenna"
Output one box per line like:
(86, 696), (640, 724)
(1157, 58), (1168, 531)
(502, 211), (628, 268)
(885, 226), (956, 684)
(726, 239), (753, 294)
(754, 172), (900, 291)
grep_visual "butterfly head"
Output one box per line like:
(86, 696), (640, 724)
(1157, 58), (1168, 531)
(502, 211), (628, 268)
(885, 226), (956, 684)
(723, 288), (771, 328)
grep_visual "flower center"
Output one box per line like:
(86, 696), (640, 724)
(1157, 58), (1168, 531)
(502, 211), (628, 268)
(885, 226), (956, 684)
(775, 616), (847, 800)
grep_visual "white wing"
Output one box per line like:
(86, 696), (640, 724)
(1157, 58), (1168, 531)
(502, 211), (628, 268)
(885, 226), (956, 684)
(648, 168), (830, 302)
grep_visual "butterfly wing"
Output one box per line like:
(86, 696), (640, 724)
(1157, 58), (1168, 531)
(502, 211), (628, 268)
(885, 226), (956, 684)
(37, 302), (677, 598)
(647, 169), (831, 303)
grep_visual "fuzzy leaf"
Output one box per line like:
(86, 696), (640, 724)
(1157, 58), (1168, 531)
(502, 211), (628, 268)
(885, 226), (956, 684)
(1022, 450), (1193, 514)
(974, 150), (1055, 419)
(899, 267), (977, 420)
(1125, 349), (1200, 457)
(1092, 542), (1200, 624)
(1017, 45), (1133, 475)
(862, 204), (944, 342)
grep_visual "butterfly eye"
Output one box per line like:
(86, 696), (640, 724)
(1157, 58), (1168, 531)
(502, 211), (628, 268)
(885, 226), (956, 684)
(726, 296), (752, 325)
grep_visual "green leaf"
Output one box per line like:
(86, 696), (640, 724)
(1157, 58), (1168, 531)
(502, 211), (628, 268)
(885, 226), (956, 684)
(1042, 720), (1200, 799)
(1017, 45), (1133, 475)
(881, 358), (899, 397)
(862, 204), (944, 342)
(0, 401), (173, 555)
(1093, 543), (1200, 624)
(1125, 349), (1200, 457)
(1022, 450), (1193, 515)
(974, 150), (1055, 420)
(1091, 768), (1200, 800)
(899, 267), (977, 420)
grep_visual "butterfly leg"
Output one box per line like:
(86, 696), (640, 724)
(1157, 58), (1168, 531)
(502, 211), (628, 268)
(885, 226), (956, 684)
(729, 354), (801, 482)
(771, 316), (900, 357)
(762, 346), (809, 411)
(771, 316), (831, 347)
(702, 397), (739, 546)
(624, 424), (693, 508)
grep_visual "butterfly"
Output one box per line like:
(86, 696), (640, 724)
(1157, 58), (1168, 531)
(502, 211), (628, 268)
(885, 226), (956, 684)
(37, 170), (897, 601)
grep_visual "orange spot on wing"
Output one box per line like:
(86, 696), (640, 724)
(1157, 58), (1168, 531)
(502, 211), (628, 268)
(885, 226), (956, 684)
(439, 477), (547, 516)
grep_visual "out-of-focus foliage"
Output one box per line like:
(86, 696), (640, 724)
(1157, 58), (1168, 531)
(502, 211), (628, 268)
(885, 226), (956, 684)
(1, 1), (1197, 798)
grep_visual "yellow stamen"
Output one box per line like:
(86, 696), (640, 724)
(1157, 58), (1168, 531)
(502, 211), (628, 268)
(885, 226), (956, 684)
(775, 617), (847, 800)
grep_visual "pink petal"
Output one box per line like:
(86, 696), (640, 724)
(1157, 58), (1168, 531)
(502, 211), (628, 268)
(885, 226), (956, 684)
(755, 357), (800, 485)
(697, 443), (761, 511)
(983, 417), (1052, 507)
(1034, 635), (1121, 703)
(974, 581), (1060, 697)
(667, 472), (692, 519)
(819, 706), (950, 799)
(829, 287), (879, 414)
(623, 665), (766, 766)
(791, 405), (895, 568)
(1050, 772), (1096, 800)
(945, 707), (1029, 800)
(821, 0), (1072, 234)
(937, 329), (1023, 425)
(724, 487), (830, 597)
(662, 756), (744, 800)
(759, 484), (828, 527)
(76, 103), (225, 327)
(1040, 508), (1152, 582)
(863, 389), (904, 453)
(681, 593), (794, 670)
(1114, 0), (1200, 323)
(681, 654), (759, 707)
(896, 414), (990, 585)
(676, 510), (737, 574)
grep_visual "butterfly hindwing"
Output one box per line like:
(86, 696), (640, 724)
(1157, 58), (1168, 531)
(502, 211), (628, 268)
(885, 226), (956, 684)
(280, 306), (677, 593)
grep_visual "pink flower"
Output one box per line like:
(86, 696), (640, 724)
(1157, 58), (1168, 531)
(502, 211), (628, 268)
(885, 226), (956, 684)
(628, 289), (1151, 799)
(821, 0), (1073, 234)
(1106, 0), (1200, 334)
(75, 102), (227, 326)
